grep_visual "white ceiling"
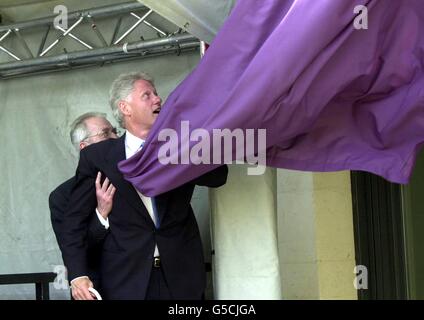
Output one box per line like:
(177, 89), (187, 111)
(0, 0), (56, 9)
(135, 0), (235, 43)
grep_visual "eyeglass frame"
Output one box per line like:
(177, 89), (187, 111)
(82, 127), (119, 142)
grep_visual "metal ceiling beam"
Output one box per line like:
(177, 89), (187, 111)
(0, 2), (200, 79)
(0, 34), (199, 79)
(0, 2), (147, 33)
(0, 33), (196, 71)
(1, 42), (199, 80)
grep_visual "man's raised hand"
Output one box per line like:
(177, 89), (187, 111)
(95, 172), (116, 219)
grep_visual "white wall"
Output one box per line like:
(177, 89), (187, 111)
(277, 170), (357, 300)
(210, 165), (282, 299)
(277, 170), (320, 299)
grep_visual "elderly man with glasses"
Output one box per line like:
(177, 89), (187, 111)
(49, 112), (118, 298)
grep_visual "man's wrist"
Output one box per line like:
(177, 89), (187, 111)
(96, 208), (108, 219)
(96, 208), (110, 229)
(70, 276), (89, 285)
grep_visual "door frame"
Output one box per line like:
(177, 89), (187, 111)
(350, 171), (407, 299)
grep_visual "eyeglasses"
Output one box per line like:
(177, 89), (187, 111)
(82, 127), (118, 141)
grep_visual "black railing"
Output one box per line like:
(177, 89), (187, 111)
(0, 272), (57, 300)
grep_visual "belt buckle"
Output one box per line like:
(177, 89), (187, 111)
(154, 257), (161, 268)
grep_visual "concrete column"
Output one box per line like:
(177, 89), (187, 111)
(277, 169), (357, 299)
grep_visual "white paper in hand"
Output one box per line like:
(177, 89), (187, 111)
(88, 287), (102, 300)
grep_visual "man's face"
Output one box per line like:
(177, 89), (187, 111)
(123, 79), (162, 132)
(80, 117), (118, 150)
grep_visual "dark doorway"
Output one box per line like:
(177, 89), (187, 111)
(351, 148), (424, 300)
(401, 150), (424, 299)
(350, 171), (407, 299)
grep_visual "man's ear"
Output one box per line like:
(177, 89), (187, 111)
(79, 141), (88, 150)
(119, 100), (131, 116)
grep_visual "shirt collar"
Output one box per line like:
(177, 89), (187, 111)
(125, 130), (145, 156)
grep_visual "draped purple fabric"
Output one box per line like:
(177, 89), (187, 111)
(118, 0), (424, 196)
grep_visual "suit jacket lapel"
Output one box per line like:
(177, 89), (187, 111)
(103, 135), (155, 227)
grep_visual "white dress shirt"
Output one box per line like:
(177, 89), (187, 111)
(125, 130), (160, 257)
(96, 209), (109, 229)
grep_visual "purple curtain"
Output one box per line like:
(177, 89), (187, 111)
(119, 0), (424, 196)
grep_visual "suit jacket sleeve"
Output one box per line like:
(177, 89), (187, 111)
(49, 185), (68, 253)
(191, 165), (228, 188)
(49, 178), (109, 255)
(87, 213), (109, 249)
(60, 150), (98, 281)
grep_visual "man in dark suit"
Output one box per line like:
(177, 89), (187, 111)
(61, 72), (228, 300)
(49, 112), (118, 294)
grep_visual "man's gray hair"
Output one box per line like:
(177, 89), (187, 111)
(109, 72), (154, 128)
(70, 112), (107, 151)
